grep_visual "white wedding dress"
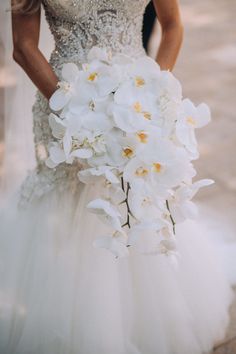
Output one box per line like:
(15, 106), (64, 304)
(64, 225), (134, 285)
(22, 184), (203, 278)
(0, 1), (235, 353)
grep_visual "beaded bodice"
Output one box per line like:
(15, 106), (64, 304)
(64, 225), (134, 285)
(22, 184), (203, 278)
(43, 0), (149, 70)
(22, 0), (150, 206)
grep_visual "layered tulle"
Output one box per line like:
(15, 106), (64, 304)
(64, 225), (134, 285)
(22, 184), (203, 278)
(0, 181), (234, 354)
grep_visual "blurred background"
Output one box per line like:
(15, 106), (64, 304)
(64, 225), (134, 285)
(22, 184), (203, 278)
(177, 4), (236, 349)
(0, 0), (236, 352)
(149, 1), (236, 352)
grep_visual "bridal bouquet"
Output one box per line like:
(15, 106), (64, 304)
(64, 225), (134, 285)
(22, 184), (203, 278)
(46, 47), (213, 259)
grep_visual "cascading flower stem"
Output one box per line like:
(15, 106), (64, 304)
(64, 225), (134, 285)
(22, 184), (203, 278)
(121, 177), (132, 229)
(166, 200), (176, 235)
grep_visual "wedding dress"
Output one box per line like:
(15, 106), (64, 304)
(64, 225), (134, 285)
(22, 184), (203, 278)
(0, 1), (235, 354)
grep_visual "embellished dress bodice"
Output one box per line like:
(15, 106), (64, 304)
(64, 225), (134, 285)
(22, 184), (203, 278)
(21, 0), (150, 205)
(44, 0), (149, 69)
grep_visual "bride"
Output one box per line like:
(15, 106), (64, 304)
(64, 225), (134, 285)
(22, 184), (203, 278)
(0, 0), (235, 353)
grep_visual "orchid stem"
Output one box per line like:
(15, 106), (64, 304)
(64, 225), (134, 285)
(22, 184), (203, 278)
(121, 176), (125, 191)
(166, 200), (176, 235)
(121, 177), (131, 229)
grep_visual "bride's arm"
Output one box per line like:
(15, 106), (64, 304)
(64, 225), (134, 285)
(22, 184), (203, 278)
(153, 0), (183, 71)
(12, 5), (58, 100)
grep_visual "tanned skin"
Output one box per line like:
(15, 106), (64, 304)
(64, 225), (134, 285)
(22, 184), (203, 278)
(11, 2), (58, 99)
(153, 0), (183, 70)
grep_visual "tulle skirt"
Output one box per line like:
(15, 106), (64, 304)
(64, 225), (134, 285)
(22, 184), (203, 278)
(0, 181), (235, 354)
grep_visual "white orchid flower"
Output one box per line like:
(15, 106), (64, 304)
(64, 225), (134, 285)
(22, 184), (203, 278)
(87, 198), (122, 231)
(151, 70), (183, 132)
(48, 112), (93, 161)
(128, 225), (179, 258)
(123, 157), (150, 184)
(176, 99), (211, 156)
(168, 179), (214, 222)
(67, 83), (102, 114)
(104, 133), (142, 167)
(87, 151), (110, 168)
(109, 54), (134, 85)
(155, 70), (182, 102)
(128, 179), (163, 221)
(66, 84), (113, 136)
(159, 99), (181, 138)
(73, 130), (106, 153)
(147, 72), (182, 138)
(81, 110), (113, 134)
(79, 54), (120, 97)
(62, 112), (112, 161)
(87, 47), (111, 63)
(93, 231), (129, 258)
(111, 53), (134, 66)
(49, 113), (67, 139)
(112, 85), (159, 133)
(48, 114), (95, 164)
(190, 178), (214, 197)
(71, 148), (93, 159)
(71, 131), (108, 165)
(123, 139), (193, 190)
(127, 56), (161, 84)
(86, 128), (124, 167)
(46, 142), (74, 168)
(168, 188), (198, 223)
(113, 56), (161, 100)
(78, 166), (119, 184)
(81, 66), (119, 97)
(58, 88), (112, 160)
(141, 139), (195, 188)
(86, 47), (134, 89)
(127, 220), (168, 254)
(105, 185), (126, 205)
(49, 63), (80, 111)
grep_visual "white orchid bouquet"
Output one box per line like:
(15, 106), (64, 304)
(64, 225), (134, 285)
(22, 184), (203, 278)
(46, 47), (213, 259)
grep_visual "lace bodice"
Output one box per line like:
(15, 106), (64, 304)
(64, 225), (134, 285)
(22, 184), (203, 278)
(22, 0), (150, 206)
